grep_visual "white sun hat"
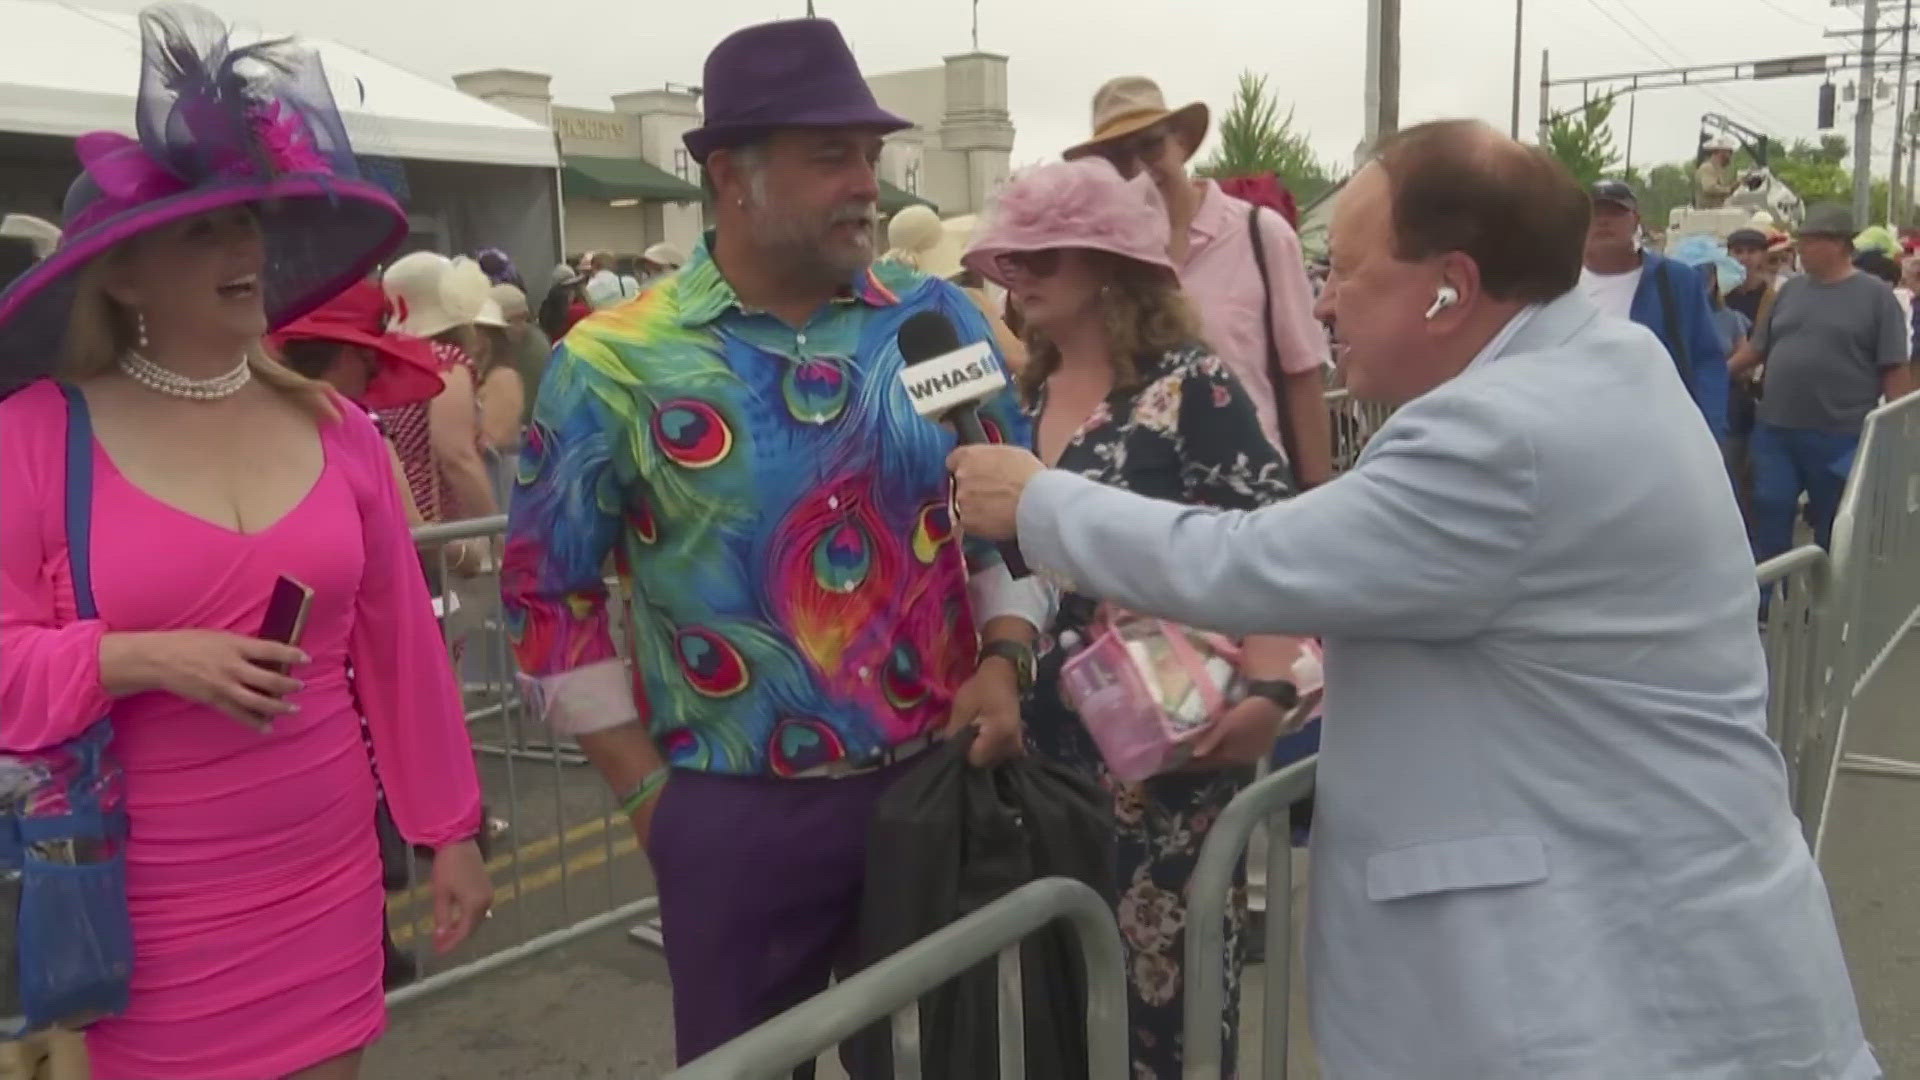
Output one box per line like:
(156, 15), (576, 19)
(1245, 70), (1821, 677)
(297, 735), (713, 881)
(383, 252), (490, 338)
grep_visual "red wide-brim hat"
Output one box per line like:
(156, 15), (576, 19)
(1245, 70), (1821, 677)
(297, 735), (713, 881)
(270, 279), (445, 410)
(0, 3), (406, 400)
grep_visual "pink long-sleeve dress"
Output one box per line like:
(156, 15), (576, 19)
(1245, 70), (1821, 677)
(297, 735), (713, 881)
(0, 380), (483, 1079)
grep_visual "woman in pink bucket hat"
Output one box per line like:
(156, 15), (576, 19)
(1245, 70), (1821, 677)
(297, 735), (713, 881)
(0, 6), (489, 1077)
(964, 157), (1320, 1077)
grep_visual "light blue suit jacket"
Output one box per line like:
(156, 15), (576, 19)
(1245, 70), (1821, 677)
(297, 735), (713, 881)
(1016, 293), (1876, 1079)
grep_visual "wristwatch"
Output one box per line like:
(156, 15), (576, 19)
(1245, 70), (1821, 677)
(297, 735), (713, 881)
(1244, 679), (1301, 711)
(979, 639), (1037, 694)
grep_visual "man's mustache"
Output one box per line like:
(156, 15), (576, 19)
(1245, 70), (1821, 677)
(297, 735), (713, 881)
(829, 204), (876, 228)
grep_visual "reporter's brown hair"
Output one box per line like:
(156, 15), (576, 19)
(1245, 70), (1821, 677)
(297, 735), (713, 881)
(1371, 120), (1589, 303)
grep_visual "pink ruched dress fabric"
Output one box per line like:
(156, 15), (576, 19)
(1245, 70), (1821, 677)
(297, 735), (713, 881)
(0, 380), (482, 1079)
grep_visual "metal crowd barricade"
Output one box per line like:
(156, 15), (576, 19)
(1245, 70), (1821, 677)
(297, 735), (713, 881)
(1183, 757), (1318, 1080)
(1812, 392), (1920, 856)
(1322, 387), (1394, 475)
(383, 516), (658, 1008)
(666, 877), (1129, 1080)
(1755, 545), (1839, 839)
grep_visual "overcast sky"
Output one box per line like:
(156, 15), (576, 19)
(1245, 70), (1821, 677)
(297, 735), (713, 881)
(63, 0), (1908, 177)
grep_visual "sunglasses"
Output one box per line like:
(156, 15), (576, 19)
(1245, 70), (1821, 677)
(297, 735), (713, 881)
(1096, 124), (1172, 168)
(994, 249), (1063, 280)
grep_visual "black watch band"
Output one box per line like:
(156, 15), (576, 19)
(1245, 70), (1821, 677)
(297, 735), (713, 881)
(1244, 678), (1300, 711)
(979, 639), (1037, 693)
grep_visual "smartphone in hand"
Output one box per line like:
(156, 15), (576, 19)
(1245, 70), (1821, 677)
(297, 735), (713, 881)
(258, 575), (314, 675)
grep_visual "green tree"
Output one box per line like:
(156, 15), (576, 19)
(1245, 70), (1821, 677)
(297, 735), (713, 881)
(1625, 161), (1697, 233)
(1771, 135), (1852, 207)
(1195, 71), (1341, 203)
(1543, 94), (1624, 184)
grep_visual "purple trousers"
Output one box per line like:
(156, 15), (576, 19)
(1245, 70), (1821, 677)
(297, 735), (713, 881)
(649, 760), (917, 1069)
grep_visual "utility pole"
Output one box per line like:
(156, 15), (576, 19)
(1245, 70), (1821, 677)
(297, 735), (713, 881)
(1855, 0), (1880, 226)
(1625, 94), (1638, 174)
(1909, 107), (1919, 224)
(1538, 49), (1551, 144)
(1363, 0), (1402, 153)
(1891, 0), (1913, 222)
(1511, 0), (1525, 138)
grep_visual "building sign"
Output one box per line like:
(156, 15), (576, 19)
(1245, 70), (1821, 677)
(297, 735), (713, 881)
(555, 111), (634, 148)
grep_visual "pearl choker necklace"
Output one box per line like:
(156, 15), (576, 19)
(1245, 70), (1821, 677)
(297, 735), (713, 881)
(118, 351), (252, 401)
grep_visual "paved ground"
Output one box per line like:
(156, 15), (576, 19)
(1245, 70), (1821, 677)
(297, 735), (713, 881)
(367, 631), (1920, 1079)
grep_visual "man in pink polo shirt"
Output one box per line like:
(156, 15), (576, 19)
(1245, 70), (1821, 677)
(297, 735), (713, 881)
(1068, 76), (1334, 486)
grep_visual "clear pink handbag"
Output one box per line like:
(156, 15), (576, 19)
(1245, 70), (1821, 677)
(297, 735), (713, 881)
(1057, 609), (1245, 782)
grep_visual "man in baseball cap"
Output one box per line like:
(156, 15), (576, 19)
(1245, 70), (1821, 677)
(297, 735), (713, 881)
(1721, 226), (1780, 528)
(1724, 228), (1778, 329)
(1578, 179), (1729, 438)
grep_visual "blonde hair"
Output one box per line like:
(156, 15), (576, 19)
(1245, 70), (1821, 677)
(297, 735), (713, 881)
(60, 250), (339, 421)
(477, 325), (515, 379)
(1017, 253), (1203, 399)
(434, 323), (481, 367)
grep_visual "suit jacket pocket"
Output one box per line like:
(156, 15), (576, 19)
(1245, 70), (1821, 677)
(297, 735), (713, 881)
(1365, 833), (1549, 902)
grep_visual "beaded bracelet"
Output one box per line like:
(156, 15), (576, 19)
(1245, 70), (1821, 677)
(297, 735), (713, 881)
(617, 767), (670, 818)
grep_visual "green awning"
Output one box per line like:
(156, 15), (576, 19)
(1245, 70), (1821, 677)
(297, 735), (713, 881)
(562, 154), (704, 203)
(879, 180), (936, 214)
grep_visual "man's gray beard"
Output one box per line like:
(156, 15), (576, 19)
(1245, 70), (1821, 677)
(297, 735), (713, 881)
(747, 203), (873, 288)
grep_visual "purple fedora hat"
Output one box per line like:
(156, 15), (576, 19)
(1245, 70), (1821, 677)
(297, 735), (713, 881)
(0, 2), (407, 399)
(682, 18), (912, 163)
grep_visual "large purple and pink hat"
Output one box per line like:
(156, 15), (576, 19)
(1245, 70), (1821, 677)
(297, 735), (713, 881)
(0, 2), (407, 398)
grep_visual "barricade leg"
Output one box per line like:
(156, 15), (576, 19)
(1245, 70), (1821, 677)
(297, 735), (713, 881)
(1810, 394), (1920, 859)
(1183, 757), (1317, 1080)
(666, 877), (1127, 1080)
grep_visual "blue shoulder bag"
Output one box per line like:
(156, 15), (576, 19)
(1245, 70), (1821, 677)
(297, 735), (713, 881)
(0, 384), (134, 1037)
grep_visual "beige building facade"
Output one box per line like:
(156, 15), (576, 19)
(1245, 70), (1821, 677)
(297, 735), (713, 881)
(455, 51), (1013, 264)
(867, 52), (1015, 222)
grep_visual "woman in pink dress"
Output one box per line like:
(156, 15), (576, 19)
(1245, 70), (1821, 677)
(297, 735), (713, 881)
(0, 6), (490, 1077)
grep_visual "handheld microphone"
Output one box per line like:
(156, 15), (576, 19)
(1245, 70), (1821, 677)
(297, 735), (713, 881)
(896, 310), (1031, 579)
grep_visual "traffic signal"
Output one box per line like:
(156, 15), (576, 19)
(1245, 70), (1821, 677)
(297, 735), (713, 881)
(1819, 82), (1837, 130)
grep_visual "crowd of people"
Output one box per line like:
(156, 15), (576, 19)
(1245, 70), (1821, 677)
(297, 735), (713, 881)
(1574, 179), (1918, 566)
(0, 3), (1905, 1080)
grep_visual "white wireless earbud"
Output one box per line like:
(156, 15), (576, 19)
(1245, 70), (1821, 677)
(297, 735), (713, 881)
(1425, 285), (1460, 320)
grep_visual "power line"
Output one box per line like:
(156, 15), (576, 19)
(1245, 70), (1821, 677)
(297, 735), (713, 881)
(1755, 0), (1833, 31)
(1614, 0), (1798, 133)
(1579, 0), (1807, 139)
(46, 0), (138, 40)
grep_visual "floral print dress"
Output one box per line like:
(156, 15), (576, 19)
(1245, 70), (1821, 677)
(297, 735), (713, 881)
(1024, 343), (1293, 1078)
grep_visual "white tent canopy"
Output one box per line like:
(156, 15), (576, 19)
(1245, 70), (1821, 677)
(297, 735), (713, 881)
(0, 0), (557, 169)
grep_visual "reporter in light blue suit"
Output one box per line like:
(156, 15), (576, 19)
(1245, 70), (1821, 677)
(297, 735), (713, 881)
(948, 121), (1877, 1080)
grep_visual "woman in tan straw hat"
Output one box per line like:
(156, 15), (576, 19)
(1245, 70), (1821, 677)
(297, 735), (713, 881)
(1069, 76), (1334, 487)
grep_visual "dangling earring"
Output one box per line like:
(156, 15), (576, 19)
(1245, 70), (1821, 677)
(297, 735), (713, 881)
(135, 310), (149, 351)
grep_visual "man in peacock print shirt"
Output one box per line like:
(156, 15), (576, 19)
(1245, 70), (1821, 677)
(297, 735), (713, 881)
(500, 18), (1047, 1067)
